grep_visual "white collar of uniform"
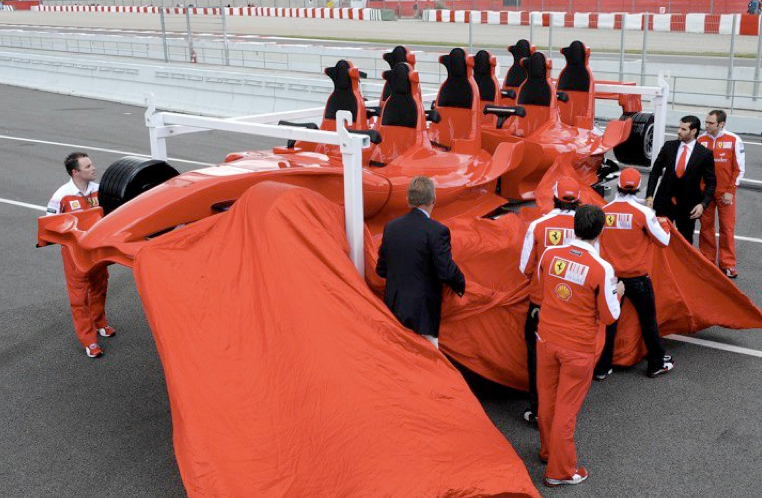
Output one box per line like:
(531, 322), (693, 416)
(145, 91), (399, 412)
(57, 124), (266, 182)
(613, 192), (644, 204)
(416, 207), (431, 218)
(553, 208), (576, 216)
(68, 178), (96, 196)
(568, 238), (599, 255)
(680, 139), (696, 152)
(705, 128), (726, 140)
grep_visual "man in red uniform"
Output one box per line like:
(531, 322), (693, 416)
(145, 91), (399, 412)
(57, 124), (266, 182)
(519, 176), (581, 425)
(595, 168), (674, 381)
(536, 204), (623, 487)
(698, 110), (746, 278)
(46, 152), (115, 358)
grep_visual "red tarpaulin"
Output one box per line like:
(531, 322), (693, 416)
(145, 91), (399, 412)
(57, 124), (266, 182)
(134, 182), (541, 498)
(133, 160), (762, 495)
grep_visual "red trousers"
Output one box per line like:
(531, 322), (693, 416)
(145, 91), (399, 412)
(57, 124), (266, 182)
(61, 247), (109, 348)
(537, 339), (595, 480)
(699, 195), (736, 268)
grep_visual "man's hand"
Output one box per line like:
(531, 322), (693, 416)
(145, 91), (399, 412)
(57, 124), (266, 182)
(721, 192), (734, 205)
(616, 281), (625, 300)
(645, 197), (654, 208)
(690, 203), (704, 219)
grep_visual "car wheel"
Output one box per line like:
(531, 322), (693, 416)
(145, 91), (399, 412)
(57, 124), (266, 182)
(99, 156), (179, 215)
(613, 112), (654, 167)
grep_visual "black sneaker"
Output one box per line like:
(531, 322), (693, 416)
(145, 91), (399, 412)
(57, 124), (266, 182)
(594, 368), (613, 382)
(523, 408), (538, 425)
(648, 360), (674, 378)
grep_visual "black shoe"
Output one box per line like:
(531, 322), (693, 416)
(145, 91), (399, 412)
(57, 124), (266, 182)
(594, 368), (613, 382)
(523, 408), (538, 425)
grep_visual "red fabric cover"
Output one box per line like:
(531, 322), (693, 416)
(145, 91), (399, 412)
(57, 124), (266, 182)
(531, 158), (762, 367)
(133, 182), (540, 498)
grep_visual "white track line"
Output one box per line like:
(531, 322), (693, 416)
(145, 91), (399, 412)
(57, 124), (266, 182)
(0, 198), (47, 212)
(665, 335), (762, 358)
(0, 134), (214, 167)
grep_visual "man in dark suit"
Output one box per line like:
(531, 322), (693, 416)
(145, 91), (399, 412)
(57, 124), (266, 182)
(646, 115), (716, 244)
(376, 176), (466, 348)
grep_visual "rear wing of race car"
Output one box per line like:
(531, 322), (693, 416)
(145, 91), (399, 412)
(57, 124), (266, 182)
(593, 72), (670, 167)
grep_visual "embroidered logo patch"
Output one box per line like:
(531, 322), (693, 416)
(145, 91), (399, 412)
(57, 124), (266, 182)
(545, 227), (574, 246)
(604, 213), (633, 229)
(555, 283), (573, 301)
(69, 200), (81, 210)
(549, 256), (590, 285)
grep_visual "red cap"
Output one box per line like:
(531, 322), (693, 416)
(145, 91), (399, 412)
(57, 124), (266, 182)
(553, 176), (581, 202)
(618, 168), (642, 192)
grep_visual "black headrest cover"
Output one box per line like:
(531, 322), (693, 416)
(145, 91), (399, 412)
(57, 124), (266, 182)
(380, 63), (418, 128)
(437, 48), (473, 109)
(383, 46), (408, 68)
(324, 60), (358, 121)
(504, 39), (532, 88)
(557, 40), (590, 92)
(517, 52), (551, 107)
(473, 50), (497, 102)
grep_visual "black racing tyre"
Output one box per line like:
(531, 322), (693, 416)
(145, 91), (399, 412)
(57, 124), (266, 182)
(99, 156), (179, 215)
(613, 112), (654, 167)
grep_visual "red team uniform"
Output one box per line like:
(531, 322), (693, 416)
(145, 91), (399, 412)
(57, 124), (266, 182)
(47, 179), (112, 354)
(596, 175), (673, 378)
(519, 177), (581, 423)
(537, 238), (620, 485)
(697, 129), (745, 273)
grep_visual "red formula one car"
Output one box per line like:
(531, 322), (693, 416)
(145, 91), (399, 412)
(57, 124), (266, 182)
(470, 40), (652, 200)
(38, 51), (525, 271)
(38, 42), (650, 272)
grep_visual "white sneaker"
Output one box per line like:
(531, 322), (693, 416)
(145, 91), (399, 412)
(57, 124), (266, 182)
(85, 343), (103, 358)
(544, 467), (589, 487)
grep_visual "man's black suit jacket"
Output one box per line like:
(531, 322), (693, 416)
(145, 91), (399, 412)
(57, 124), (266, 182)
(376, 208), (466, 338)
(646, 139), (716, 218)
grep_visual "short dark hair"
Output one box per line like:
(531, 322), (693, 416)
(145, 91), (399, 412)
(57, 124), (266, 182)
(574, 204), (605, 241)
(553, 198), (580, 211)
(680, 115), (701, 136)
(64, 152), (89, 176)
(616, 186), (639, 195)
(708, 109), (727, 124)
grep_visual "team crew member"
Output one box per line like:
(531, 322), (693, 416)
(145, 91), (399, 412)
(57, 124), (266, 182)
(595, 168), (674, 381)
(47, 152), (115, 358)
(698, 110), (746, 278)
(646, 115), (716, 244)
(518, 177), (581, 425)
(536, 205), (623, 487)
(376, 176), (466, 349)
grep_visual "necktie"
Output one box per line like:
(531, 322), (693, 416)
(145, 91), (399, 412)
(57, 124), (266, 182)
(676, 144), (688, 178)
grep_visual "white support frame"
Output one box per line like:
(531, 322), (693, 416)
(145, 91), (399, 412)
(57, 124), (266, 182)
(595, 71), (671, 167)
(144, 94), (369, 275)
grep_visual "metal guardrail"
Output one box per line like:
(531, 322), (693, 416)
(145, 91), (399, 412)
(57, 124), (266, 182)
(4, 29), (762, 113)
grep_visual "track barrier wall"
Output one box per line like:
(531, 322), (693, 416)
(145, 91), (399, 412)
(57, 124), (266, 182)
(35, 5), (386, 20)
(422, 10), (762, 35)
